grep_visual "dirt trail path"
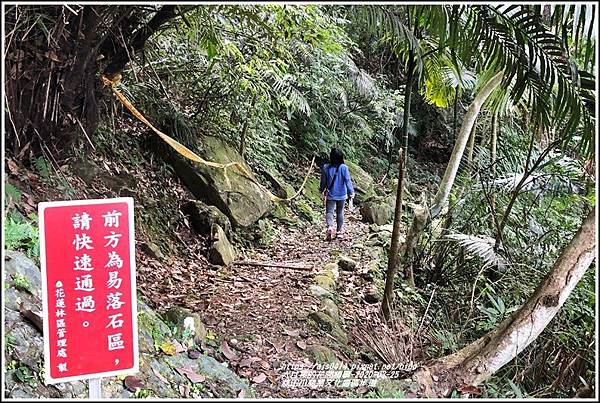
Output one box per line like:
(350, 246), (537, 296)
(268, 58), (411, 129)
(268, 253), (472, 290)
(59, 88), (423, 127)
(203, 211), (376, 397)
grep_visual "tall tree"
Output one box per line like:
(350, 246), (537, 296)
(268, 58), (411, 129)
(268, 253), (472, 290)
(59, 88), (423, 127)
(413, 207), (596, 394)
(4, 5), (185, 155)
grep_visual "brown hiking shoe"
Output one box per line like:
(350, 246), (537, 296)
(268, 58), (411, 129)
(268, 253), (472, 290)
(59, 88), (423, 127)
(325, 226), (335, 241)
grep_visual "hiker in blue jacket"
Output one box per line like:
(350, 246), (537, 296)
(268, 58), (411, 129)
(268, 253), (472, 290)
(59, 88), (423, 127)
(319, 148), (355, 241)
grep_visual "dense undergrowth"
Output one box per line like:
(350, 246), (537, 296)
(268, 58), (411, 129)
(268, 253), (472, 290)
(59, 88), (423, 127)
(4, 3), (596, 398)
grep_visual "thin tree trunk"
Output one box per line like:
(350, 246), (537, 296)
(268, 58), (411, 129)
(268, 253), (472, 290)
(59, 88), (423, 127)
(402, 204), (428, 287)
(414, 207), (596, 395)
(489, 112), (498, 229)
(490, 113), (498, 175)
(239, 92), (258, 158)
(430, 70), (504, 218)
(382, 148), (406, 321)
(382, 49), (414, 322)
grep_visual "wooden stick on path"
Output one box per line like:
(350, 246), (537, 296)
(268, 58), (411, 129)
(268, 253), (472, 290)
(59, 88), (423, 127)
(234, 260), (313, 271)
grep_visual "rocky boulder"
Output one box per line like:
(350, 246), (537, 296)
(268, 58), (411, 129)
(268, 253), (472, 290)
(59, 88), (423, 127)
(208, 224), (235, 266)
(360, 198), (393, 225)
(164, 306), (207, 342)
(166, 136), (272, 227)
(4, 250), (254, 399)
(302, 176), (323, 205)
(255, 165), (294, 199)
(308, 311), (348, 345)
(140, 242), (165, 261)
(364, 285), (383, 304)
(338, 256), (357, 271)
(345, 160), (375, 204)
(183, 200), (232, 237)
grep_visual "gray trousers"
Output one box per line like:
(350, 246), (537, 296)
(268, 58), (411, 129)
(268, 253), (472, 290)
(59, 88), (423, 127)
(325, 199), (346, 231)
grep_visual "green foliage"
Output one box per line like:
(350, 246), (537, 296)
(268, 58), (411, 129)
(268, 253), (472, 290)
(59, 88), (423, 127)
(10, 273), (31, 293)
(4, 215), (40, 261)
(84, 5), (595, 397)
(134, 389), (156, 398)
(422, 116), (595, 396)
(4, 183), (22, 204)
(14, 365), (38, 388)
(476, 286), (520, 332)
(482, 377), (530, 398)
(257, 219), (280, 246)
(34, 156), (50, 178)
(293, 199), (319, 223)
(5, 334), (17, 355)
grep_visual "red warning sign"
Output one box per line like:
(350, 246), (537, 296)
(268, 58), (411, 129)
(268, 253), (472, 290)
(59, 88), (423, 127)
(39, 197), (138, 383)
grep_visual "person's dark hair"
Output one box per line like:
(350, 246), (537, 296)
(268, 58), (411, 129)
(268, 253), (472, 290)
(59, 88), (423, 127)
(329, 148), (344, 167)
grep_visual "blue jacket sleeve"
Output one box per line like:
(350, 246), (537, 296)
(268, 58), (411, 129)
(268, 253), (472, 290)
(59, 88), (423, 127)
(344, 165), (354, 195)
(319, 165), (327, 193)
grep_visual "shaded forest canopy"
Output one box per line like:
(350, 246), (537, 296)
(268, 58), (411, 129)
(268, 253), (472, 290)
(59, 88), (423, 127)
(3, 3), (597, 399)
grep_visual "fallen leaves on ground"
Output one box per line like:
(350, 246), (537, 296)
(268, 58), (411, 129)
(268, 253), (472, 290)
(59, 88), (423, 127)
(160, 341), (177, 356)
(221, 340), (239, 361)
(176, 367), (206, 383)
(252, 373), (267, 384)
(152, 367), (169, 384)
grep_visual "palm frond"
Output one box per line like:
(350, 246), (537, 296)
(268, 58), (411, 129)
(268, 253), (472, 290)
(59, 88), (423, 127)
(443, 233), (505, 268)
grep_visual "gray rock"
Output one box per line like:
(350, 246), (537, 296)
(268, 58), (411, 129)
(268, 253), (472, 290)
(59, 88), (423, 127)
(338, 256), (357, 271)
(321, 262), (340, 281)
(165, 136), (272, 227)
(255, 166), (292, 199)
(3, 252), (253, 399)
(319, 298), (340, 322)
(309, 285), (334, 299)
(162, 353), (254, 397)
(140, 242), (164, 261)
(308, 311), (348, 345)
(208, 224), (235, 266)
(345, 160), (376, 205)
(360, 199), (393, 225)
(4, 251), (42, 299)
(184, 200), (232, 237)
(307, 344), (342, 365)
(137, 300), (173, 355)
(364, 285), (383, 304)
(164, 306), (207, 341)
(371, 224), (394, 233)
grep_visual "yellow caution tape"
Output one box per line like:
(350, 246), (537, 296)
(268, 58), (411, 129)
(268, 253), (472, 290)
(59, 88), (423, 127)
(101, 75), (315, 203)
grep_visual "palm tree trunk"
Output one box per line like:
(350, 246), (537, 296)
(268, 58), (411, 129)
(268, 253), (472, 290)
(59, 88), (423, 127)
(430, 70), (504, 218)
(466, 124), (477, 172)
(453, 87), (459, 139)
(415, 207), (596, 394)
(382, 50), (414, 322)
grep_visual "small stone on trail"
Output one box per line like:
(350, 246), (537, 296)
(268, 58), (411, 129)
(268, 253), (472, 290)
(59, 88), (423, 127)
(364, 286), (382, 303)
(309, 285), (334, 298)
(338, 256), (357, 271)
(188, 348), (201, 359)
(124, 375), (144, 392)
(208, 224), (236, 266)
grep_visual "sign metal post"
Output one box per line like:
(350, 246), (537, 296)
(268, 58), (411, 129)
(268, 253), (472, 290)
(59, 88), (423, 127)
(89, 378), (102, 399)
